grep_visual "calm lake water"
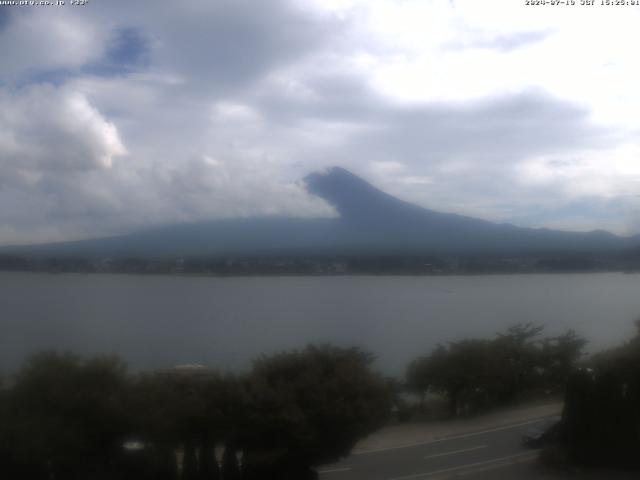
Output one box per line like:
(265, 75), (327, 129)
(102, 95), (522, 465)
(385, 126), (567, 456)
(1, 272), (639, 375)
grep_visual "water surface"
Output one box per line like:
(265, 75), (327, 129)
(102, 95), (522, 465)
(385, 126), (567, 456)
(1, 272), (639, 375)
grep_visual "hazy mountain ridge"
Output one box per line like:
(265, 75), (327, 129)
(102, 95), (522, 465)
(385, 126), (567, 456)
(2, 166), (637, 258)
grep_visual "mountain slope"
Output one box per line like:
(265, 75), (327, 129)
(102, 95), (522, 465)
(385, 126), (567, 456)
(2, 166), (637, 257)
(304, 167), (632, 255)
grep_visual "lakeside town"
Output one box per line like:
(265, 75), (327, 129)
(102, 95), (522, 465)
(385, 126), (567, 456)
(2, 253), (640, 276)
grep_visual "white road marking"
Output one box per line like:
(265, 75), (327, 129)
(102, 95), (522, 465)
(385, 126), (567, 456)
(455, 453), (535, 477)
(318, 467), (352, 474)
(353, 417), (551, 455)
(387, 451), (537, 480)
(423, 444), (487, 460)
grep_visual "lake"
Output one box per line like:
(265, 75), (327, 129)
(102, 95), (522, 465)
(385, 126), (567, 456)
(1, 272), (639, 376)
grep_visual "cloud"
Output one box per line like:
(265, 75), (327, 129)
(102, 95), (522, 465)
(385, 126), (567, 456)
(75, 0), (343, 96)
(144, 154), (337, 221)
(1, 0), (640, 244)
(446, 29), (553, 53)
(0, 9), (107, 81)
(357, 91), (620, 166)
(247, 65), (636, 231)
(0, 80), (335, 244)
(0, 85), (126, 176)
(370, 161), (406, 176)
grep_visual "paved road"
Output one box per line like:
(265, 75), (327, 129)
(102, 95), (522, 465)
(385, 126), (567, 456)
(318, 417), (636, 480)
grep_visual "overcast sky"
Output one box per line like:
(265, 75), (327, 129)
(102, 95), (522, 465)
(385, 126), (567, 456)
(1, 0), (640, 245)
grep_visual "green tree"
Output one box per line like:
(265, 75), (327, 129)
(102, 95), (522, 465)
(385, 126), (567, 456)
(183, 441), (198, 480)
(129, 368), (244, 479)
(493, 323), (544, 401)
(409, 340), (505, 417)
(539, 330), (588, 392)
(406, 324), (587, 417)
(197, 438), (220, 480)
(6, 351), (130, 480)
(405, 357), (432, 407)
(553, 321), (638, 469)
(221, 443), (241, 480)
(0, 375), (17, 475)
(241, 345), (392, 479)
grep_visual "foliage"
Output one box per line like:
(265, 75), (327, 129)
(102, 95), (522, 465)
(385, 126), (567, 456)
(406, 323), (587, 417)
(4, 352), (130, 479)
(129, 368), (245, 478)
(590, 318), (640, 374)
(241, 345), (392, 477)
(0, 345), (391, 479)
(560, 322), (640, 469)
(538, 330), (588, 391)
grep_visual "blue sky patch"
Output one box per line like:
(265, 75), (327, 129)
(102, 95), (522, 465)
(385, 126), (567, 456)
(86, 26), (151, 76)
(14, 25), (151, 87)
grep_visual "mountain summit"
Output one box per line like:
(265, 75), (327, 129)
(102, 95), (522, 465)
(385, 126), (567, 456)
(305, 166), (491, 230)
(2, 167), (636, 257)
(305, 166), (408, 221)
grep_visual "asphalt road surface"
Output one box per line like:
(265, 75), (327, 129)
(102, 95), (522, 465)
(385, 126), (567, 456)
(317, 418), (637, 480)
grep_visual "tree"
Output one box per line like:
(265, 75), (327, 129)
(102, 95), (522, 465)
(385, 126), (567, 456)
(6, 352), (130, 480)
(129, 368), (244, 479)
(408, 339), (509, 417)
(405, 357), (431, 407)
(241, 345), (392, 479)
(0, 375), (17, 475)
(221, 443), (241, 480)
(557, 321), (639, 469)
(406, 324), (587, 417)
(182, 441), (198, 480)
(494, 323), (544, 401)
(539, 330), (588, 392)
(197, 439), (220, 480)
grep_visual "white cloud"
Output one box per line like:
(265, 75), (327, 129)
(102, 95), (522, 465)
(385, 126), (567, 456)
(370, 161), (406, 176)
(0, 85), (127, 175)
(0, 9), (108, 79)
(0, 80), (335, 244)
(517, 144), (640, 200)
(1, 0), (640, 243)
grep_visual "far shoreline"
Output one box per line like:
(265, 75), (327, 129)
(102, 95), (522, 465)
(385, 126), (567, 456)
(0, 268), (637, 279)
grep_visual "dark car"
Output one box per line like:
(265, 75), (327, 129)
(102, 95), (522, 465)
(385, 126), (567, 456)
(522, 416), (561, 448)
